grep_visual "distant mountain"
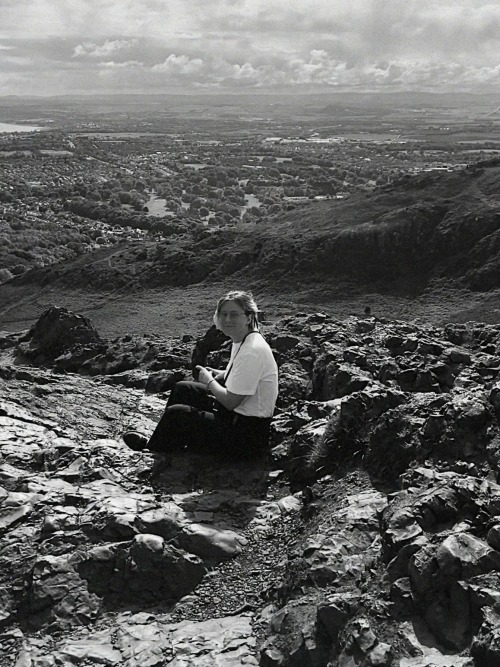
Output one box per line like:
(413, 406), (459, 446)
(3, 91), (499, 115)
(314, 90), (500, 109)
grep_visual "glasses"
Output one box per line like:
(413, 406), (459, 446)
(219, 311), (247, 320)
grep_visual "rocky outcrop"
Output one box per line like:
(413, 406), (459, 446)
(8, 305), (193, 386)
(1, 307), (500, 665)
(16, 305), (103, 363)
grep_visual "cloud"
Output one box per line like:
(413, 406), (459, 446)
(365, 60), (500, 91)
(151, 54), (206, 76)
(73, 39), (136, 58)
(1, 0), (499, 94)
(87, 48), (500, 95)
(100, 60), (144, 70)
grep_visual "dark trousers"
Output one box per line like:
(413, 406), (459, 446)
(147, 381), (272, 461)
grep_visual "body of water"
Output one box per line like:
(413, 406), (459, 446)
(0, 122), (45, 133)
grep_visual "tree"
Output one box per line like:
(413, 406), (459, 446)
(0, 268), (13, 283)
(190, 198), (203, 210)
(0, 190), (13, 203)
(119, 191), (133, 204)
(11, 264), (26, 275)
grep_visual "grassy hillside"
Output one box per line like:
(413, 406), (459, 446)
(1, 159), (500, 337)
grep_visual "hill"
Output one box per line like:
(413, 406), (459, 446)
(1, 158), (500, 337)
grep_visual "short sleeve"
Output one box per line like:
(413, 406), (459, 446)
(225, 352), (264, 395)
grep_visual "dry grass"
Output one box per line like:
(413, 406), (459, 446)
(1, 275), (499, 341)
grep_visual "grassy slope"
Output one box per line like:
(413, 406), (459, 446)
(1, 160), (500, 338)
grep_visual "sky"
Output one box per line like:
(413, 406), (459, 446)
(0, 0), (499, 97)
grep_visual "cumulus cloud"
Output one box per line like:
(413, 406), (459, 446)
(73, 39), (136, 58)
(151, 54), (206, 75)
(100, 60), (144, 70)
(1, 0), (499, 94)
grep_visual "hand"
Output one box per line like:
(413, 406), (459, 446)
(195, 365), (213, 386)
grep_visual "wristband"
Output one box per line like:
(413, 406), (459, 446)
(207, 378), (215, 391)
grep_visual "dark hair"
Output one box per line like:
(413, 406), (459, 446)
(214, 290), (260, 331)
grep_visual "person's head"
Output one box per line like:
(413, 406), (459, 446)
(214, 290), (260, 341)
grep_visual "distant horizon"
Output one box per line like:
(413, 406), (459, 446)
(1, 2), (498, 97)
(1, 90), (499, 99)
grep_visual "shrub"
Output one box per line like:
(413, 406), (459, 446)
(0, 268), (13, 283)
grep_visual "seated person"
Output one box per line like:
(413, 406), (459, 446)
(123, 290), (278, 461)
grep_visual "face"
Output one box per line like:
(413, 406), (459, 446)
(217, 300), (251, 342)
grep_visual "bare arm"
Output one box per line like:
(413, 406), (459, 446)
(206, 367), (226, 381)
(196, 365), (245, 411)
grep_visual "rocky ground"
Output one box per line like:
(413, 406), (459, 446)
(1, 306), (500, 666)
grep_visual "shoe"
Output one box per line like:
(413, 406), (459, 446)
(123, 431), (148, 452)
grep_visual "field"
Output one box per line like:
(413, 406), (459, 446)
(2, 273), (500, 342)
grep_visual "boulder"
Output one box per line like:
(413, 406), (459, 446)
(470, 607), (500, 667)
(25, 552), (101, 631)
(317, 592), (361, 642)
(335, 617), (383, 665)
(190, 325), (229, 376)
(18, 306), (101, 362)
(78, 534), (206, 605)
(408, 533), (500, 650)
(436, 533), (500, 580)
(269, 333), (302, 353)
(145, 369), (187, 393)
(276, 360), (311, 407)
(318, 361), (374, 400)
(177, 523), (248, 563)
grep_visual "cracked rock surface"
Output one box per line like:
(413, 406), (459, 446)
(2, 307), (500, 665)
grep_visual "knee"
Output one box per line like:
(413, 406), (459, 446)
(166, 404), (192, 415)
(169, 380), (197, 402)
(171, 381), (193, 395)
(175, 381), (194, 389)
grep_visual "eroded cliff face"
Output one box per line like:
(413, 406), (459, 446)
(1, 307), (500, 666)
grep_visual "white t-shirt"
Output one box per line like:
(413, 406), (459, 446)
(224, 332), (278, 418)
